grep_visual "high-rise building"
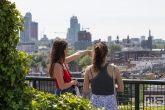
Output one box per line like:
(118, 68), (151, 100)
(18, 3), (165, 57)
(31, 22), (38, 41)
(140, 36), (145, 41)
(74, 30), (92, 51)
(107, 36), (112, 44)
(67, 16), (80, 45)
(20, 12), (38, 43)
(78, 30), (91, 42)
(20, 12), (32, 42)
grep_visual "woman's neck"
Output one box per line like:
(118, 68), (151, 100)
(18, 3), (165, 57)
(101, 61), (106, 66)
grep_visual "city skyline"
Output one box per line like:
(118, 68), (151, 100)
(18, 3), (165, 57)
(10, 0), (165, 41)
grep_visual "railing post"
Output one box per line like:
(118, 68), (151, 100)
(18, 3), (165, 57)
(32, 79), (36, 89)
(135, 83), (139, 110)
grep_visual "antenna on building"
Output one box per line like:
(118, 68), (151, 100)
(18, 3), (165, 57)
(43, 27), (45, 35)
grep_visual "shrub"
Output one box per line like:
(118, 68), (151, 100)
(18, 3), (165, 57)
(27, 88), (93, 110)
(0, 0), (33, 109)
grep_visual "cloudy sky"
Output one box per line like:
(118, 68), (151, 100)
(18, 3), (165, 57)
(10, 0), (165, 41)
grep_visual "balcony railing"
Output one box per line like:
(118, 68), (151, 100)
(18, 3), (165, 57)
(26, 76), (165, 110)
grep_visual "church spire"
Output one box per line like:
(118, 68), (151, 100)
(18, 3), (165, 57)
(149, 29), (151, 37)
(116, 35), (119, 44)
(127, 35), (130, 44)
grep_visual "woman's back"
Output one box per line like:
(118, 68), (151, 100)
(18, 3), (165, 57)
(90, 63), (115, 95)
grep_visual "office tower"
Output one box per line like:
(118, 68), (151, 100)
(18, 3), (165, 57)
(74, 30), (92, 51)
(31, 22), (38, 41)
(107, 36), (112, 44)
(67, 16), (80, 45)
(141, 36), (145, 41)
(78, 30), (91, 42)
(20, 12), (32, 42)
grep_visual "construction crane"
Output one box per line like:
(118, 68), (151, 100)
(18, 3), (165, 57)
(82, 25), (89, 31)
(54, 32), (66, 34)
(54, 32), (67, 39)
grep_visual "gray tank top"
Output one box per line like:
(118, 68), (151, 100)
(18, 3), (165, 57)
(89, 63), (115, 95)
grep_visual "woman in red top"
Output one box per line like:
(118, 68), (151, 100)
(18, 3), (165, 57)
(48, 38), (92, 96)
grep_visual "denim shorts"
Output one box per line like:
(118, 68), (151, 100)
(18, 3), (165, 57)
(55, 88), (73, 96)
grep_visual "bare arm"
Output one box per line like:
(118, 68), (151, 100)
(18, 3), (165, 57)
(53, 63), (78, 90)
(65, 50), (92, 64)
(115, 66), (124, 92)
(83, 66), (91, 93)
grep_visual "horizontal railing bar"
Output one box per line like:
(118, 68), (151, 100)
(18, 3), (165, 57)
(26, 76), (165, 84)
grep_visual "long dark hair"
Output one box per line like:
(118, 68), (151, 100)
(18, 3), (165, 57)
(48, 38), (68, 77)
(92, 42), (108, 72)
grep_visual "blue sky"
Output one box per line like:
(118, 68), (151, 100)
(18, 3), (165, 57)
(10, 0), (165, 41)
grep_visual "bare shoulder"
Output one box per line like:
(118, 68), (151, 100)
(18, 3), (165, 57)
(108, 63), (118, 69)
(84, 65), (92, 74)
(53, 63), (62, 69)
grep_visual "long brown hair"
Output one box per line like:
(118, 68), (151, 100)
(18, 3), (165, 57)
(92, 42), (108, 72)
(48, 38), (68, 77)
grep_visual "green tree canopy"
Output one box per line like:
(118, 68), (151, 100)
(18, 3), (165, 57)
(79, 55), (92, 69)
(109, 44), (122, 53)
(141, 40), (146, 49)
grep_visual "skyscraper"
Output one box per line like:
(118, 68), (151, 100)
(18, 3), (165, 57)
(20, 12), (32, 42)
(31, 22), (38, 41)
(107, 36), (112, 44)
(67, 16), (80, 45)
(20, 12), (38, 43)
(140, 36), (145, 41)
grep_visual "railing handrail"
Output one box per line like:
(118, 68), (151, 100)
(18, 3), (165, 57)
(25, 76), (165, 110)
(26, 76), (165, 84)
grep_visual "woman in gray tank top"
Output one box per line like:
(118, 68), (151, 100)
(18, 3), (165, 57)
(83, 42), (124, 110)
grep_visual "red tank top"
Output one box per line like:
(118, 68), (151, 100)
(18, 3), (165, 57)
(54, 65), (72, 88)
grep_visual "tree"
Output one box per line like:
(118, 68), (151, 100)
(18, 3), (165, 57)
(41, 42), (52, 47)
(68, 46), (75, 56)
(0, 1), (33, 109)
(128, 58), (134, 61)
(41, 60), (47, 68)
(141, 40), (146, 49)
(67, 46), (79, 65)
(79, 55), (92, 69)
(109, 44), (122, 53)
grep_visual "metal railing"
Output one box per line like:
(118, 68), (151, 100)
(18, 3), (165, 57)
(26, 76), (165, 110)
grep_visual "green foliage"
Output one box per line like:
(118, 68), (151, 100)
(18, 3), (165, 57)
(68, 46), (75, 56)
(68, 46), (79, 65)
(109, 44), (122, 53)
(41, 42), (52, 48)
(30, 52), (48, 68)
(128, 58), (134, 61)
(141, 40), (147, 49)
(0, 1), (33, 109)
(41, 60), (47, 68)
(27, 88), (93, 110)
(152, 43), (164, 49)
(87, 46), (93, 50)
(79, 55), (92, 69)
